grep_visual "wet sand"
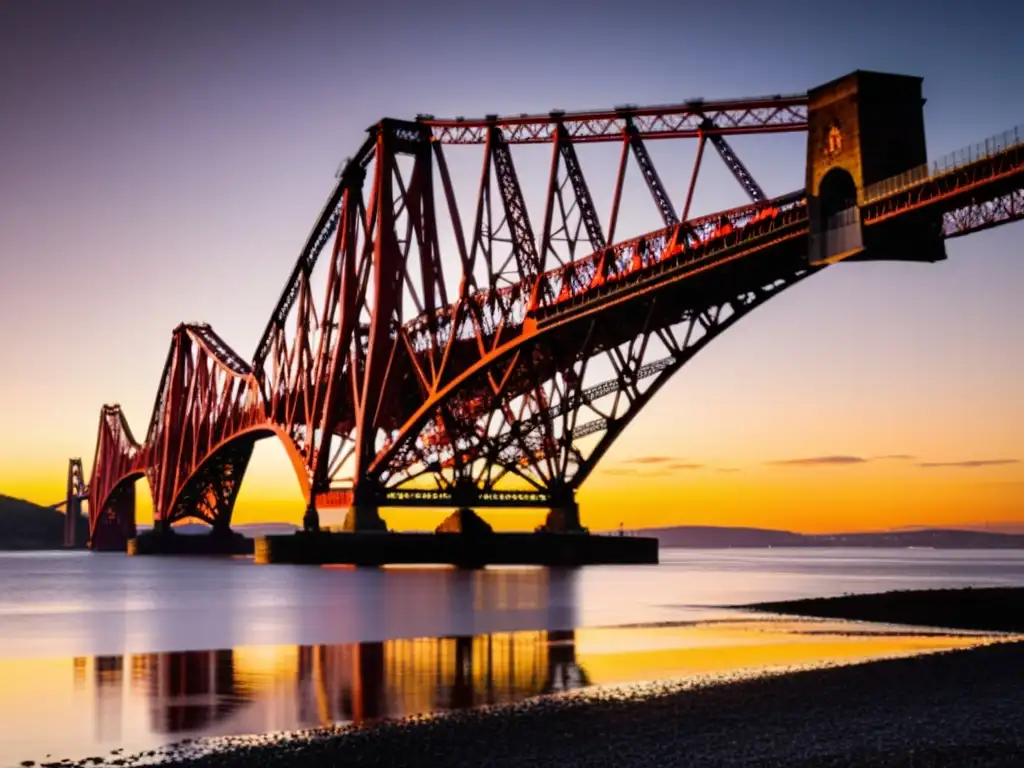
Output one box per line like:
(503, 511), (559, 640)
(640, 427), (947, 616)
(44, 588), (1024, 768)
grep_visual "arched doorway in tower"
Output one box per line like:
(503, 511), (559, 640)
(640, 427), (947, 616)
(811, 166), (863, 264)
(817, 167), (858, 228)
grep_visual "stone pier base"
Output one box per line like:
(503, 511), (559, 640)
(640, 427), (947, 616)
(341, 503), (389, 532)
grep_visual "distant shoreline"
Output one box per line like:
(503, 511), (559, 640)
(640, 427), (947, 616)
(6, 538), (1024, 553)
(745, 586), (1024, 633)
(632, 525), (1024, 549)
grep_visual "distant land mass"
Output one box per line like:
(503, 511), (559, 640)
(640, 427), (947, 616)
(634, 525), (1024, 549)
(0, 494), (87, 550)
(3, 497), (1024, 551)
(160, 522), (1024, 548)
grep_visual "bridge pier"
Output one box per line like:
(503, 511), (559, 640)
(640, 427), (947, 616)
(256, 484), (655, 565)
(127, 528), (254, 556)
(537, 485), (586, 533)
(302, 501), (320, 532)
(341, 500), (388, 532)
(540, 500), (585, 533)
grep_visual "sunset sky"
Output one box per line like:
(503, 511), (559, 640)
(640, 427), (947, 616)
(0, 0), (1021, 534)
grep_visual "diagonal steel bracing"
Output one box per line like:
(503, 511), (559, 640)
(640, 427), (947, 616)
(372, 266), (817, 506)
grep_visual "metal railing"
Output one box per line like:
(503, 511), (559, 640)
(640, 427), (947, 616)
(809, 206), (862, 264)
(862, 124), (1023, 203)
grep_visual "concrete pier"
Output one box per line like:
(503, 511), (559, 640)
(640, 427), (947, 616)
(254, 531), (659, 567)
(127, 530), (254, 556)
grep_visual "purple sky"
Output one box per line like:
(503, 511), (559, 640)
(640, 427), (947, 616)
(1, 0), (1022, 527)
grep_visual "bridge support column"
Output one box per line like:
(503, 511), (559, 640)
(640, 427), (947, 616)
(302, 501), (320, 533)
(211, 516), (233, 538)
(340, 485), (388, 532)
(542, 501), (583, 533)
(539, 486), (586, 533)
(341, 503), (388, 532)
(64, 458), (86, 548)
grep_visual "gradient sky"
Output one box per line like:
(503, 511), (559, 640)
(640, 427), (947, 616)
(1, 0), (1021, 533)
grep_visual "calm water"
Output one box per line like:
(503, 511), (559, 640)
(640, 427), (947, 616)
(1, 547), (1023, 765)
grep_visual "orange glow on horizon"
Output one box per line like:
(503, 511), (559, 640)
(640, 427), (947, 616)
(6, 442), (1021, 535)
(6, 291), (1022, 536)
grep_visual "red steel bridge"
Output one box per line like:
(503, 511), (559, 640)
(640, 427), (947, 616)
(65, 70), (1024, 550)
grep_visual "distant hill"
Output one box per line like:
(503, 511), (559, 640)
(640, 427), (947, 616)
(632, 525), (807, 548)
(635, 525), (1024, 549)
(892, 523), (1024, 535)
(0, 494), (87, 550)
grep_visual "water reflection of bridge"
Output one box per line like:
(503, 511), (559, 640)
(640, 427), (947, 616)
(83, 650), (245, 737)
(85, 631), (588, 739)
(83, 568), (589, 737)
(297, 629), (590, 726)
(135, 650), (241, 734)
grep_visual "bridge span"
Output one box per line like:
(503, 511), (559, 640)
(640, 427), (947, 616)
(65, 70), (1024, 557)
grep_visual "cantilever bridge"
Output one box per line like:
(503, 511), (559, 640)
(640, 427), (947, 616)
(65, 70), (1024, 550)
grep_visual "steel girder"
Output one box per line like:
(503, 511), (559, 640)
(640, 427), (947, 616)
(705, 133), (767, 203)
(251, 99), (805, 375)
(944, 189), (1024, 237)
(370, 224), (816, 507)
(421, 95), (809, 144)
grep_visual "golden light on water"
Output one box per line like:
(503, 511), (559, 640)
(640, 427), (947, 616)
(0, 619), (1016, 766)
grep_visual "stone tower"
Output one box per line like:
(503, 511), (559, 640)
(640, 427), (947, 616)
(806, 70), (946, 265)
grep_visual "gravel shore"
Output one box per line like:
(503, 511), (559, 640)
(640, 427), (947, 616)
(70, 640), (1023, 768)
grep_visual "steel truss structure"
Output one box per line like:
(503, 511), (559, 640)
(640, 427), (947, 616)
(61, 458), (87, 547)
(74, 90), (1024, 543)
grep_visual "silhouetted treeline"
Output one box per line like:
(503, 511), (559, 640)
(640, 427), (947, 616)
(0, 494), (87, 549)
